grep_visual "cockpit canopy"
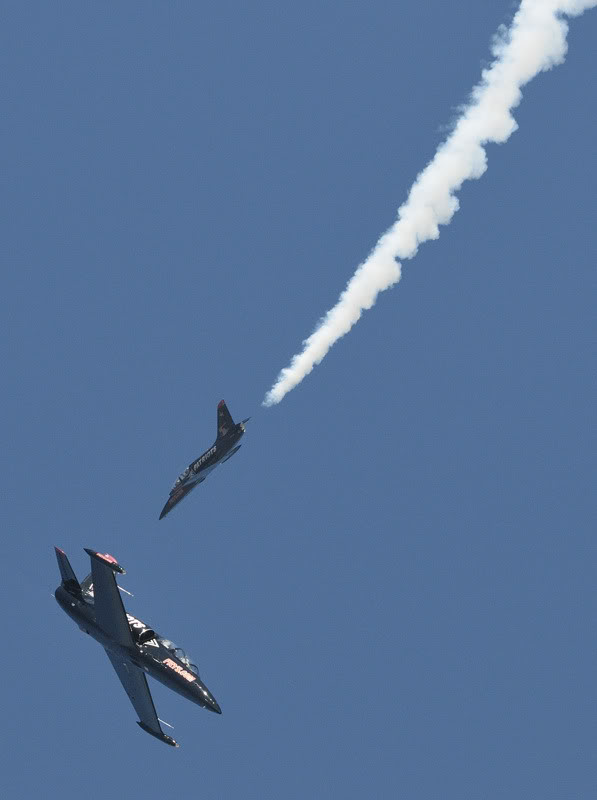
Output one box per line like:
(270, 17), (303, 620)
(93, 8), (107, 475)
(173, 467), (191, 490)
(159, 638), (199, 675)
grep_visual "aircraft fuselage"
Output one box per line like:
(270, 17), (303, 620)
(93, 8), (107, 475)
(54, 585), (221, 712)
(185, 425), (244, 483)
(159, 422), (246, 519)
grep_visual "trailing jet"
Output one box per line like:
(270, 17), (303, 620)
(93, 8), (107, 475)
(54, 546), (221, 747)
(159, 399), (250, 520)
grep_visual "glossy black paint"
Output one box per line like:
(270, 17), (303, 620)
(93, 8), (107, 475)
(54, 548), (221, 747)
(159, 399), (249, 519)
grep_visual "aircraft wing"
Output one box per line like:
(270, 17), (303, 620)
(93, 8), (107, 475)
(84, 549), (134, 649)
(104, 649), (177, 747)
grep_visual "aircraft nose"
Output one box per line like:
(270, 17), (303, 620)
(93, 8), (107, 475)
(209, 697), (222, 714)
(196, 683), (221, 713)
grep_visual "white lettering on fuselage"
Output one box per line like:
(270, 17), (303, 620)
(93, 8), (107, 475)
(126, 613), (159, 647)
(193, 446), (216, 472)
(126, 613), (146, 629)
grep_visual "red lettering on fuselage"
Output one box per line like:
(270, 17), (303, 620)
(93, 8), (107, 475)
(163, 657), (196, 683)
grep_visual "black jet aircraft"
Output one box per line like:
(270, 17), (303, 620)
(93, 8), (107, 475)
(54, 546), (221, 747)
(159, 399), (250, 520)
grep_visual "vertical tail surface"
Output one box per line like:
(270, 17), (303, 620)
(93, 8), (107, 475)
(216, 400), (235, 439)
(54, 547), (82, 595)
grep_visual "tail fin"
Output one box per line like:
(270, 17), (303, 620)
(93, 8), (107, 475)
(54, 547), (82, 596)
(217, 400), (235, 439)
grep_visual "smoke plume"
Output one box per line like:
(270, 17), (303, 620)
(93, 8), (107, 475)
(264, 0), (596, 406)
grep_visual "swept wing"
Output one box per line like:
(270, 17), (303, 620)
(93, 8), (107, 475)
(104, 650), (177, 747)
(84, 549), (177, 746)
(84, 549), (133, 648)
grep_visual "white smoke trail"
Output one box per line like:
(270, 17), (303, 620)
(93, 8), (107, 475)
(263, 0), (596, 406)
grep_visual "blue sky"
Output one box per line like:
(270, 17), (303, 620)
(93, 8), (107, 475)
(1, 2), (595, 797)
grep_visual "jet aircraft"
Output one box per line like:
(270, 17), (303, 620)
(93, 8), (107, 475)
(54, 546), (221, 747)
(159, 399), (250, 520)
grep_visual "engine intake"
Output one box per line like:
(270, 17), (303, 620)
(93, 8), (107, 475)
(135, 627), (157, 645)
(127, 613), (156, 645)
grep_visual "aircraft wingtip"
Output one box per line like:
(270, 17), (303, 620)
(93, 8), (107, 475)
(84, 548), (126, 574)
(137, 721), (179, 747)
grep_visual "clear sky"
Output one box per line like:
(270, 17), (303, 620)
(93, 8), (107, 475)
(1, 2), (595, 798)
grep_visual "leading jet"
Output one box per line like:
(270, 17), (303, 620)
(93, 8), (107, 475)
(54, 546), (221, 747)
(159, 399), (250, 520)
